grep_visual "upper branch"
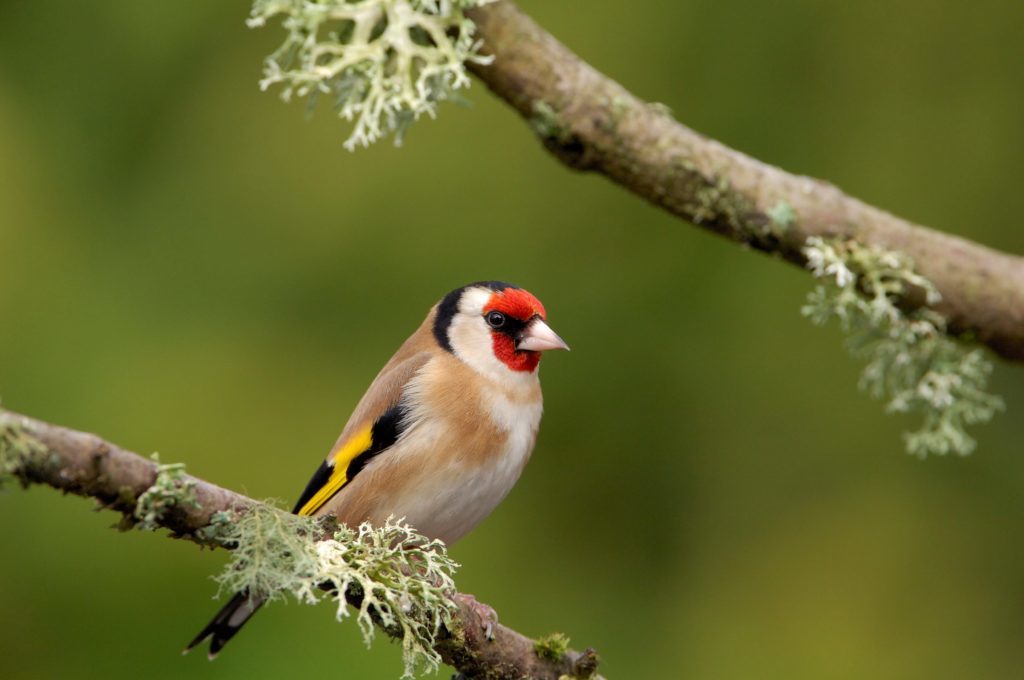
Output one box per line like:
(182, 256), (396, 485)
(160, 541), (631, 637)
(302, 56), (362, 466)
(466, 1), (1024, 362)
(0, 408), (602, 680)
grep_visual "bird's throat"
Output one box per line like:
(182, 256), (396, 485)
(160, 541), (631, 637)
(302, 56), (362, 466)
(491, 334), (540, 372)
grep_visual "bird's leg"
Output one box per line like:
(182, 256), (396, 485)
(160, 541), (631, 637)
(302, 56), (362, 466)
(454, 592), (498, 641)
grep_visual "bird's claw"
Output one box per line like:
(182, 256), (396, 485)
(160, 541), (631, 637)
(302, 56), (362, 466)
(455, 593), (498, 641)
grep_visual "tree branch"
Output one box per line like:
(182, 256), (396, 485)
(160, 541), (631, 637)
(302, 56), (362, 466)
(466, 1), (1024, 362)
(0, 408), (603, 680)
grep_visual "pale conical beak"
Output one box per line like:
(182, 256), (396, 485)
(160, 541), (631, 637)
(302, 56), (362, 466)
(516, 318), (570, 352)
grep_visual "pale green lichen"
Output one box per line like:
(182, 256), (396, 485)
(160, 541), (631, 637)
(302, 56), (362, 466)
(0, 414), (53, 487)
(133, 454), (200, 530)
(766, 200), (796, 236)
(673, 164), (768, 243)
(802, 236), (1003, 456)
(195, 509), (236, 545)
(534, 631), (571, 662)
(531, 100), (568, 143)
(689, 172), (742, 228)
(212, 505), (459, 678)
(646, 101), (673, 117)
(249, 0), (495, 150)
(609, 95), (631, 129)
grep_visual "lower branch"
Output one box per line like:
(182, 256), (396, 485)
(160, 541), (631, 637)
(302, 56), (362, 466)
(466, 1), (1024, 362)
(0, 408), (602, 680)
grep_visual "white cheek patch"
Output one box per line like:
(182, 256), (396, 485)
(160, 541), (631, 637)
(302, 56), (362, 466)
(445, 286), (540, 389)
(447, 288), (506, 380)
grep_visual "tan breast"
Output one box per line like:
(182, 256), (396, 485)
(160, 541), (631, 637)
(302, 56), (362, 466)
(320, 352), (544, 545)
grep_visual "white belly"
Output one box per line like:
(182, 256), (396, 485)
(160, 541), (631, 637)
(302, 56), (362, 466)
(399, 421), (538, 542)
(365, 396), (542, 545)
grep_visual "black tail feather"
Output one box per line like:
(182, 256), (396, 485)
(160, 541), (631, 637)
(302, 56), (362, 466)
(184, 591), (265, 659)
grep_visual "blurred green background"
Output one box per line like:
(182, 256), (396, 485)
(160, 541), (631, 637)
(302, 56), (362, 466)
(2, 1), (1023, 678)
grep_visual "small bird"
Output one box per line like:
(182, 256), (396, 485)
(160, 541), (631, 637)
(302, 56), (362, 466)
(185, 281), (569, 658)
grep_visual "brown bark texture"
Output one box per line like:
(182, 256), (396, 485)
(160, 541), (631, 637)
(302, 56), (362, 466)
(466, 1), (1024, 362)
(1, 408), (603, 680)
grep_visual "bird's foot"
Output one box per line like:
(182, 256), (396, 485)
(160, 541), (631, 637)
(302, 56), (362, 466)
(455, 593), (498, 641)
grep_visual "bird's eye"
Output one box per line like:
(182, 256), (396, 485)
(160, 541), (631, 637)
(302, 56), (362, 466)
(485, 311), (506, 329)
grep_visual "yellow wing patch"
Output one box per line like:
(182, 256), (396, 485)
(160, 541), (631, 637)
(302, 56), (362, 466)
(297, 424), (374, 516)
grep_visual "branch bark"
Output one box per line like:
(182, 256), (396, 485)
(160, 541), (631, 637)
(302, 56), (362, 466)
(466, 1), (1024, 362)
(0, 408), (602, 680)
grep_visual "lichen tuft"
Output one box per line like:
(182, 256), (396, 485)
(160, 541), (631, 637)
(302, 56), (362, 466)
(212, 505), (459, 678)
(802, 236), (1003, 456)
(195, 509), (236, 545)
(0, 414), (53, 488)
(531, 100), (568, 143)
(249, 0), (496, 150)
(766, 200), (796, 236)
(133, 454), (200, 530)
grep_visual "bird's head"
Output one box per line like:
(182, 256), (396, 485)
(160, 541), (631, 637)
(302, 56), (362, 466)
(433, 281), (569, 380)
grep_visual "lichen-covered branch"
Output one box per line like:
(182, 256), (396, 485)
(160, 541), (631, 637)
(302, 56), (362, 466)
(0, 408), (603, 680)
(465, 1), (1024, 363)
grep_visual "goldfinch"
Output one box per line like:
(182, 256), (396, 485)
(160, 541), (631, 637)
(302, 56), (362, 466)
(186, 281), (569, 657)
